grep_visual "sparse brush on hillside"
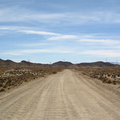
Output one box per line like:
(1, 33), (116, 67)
(0, 66), (63, 92)
(76, 67), (120, 85)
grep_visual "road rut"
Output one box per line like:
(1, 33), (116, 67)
(0, 69), (120, 120)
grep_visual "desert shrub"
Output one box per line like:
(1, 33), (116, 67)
(0, 66), (63, 92)
(76, 67), (120, 85)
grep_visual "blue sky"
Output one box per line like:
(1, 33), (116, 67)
(0, 0), (120, 63)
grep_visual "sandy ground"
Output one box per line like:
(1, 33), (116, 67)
(0, 69), (120, 120)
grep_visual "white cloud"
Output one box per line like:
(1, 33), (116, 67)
(81, 50), (120, 57)
(79, 39), (119, 44)
(48, 35), (78, 40)
(20, 30), (60, 36)
(0, 26), (29, 31)
(1, 48), (73, 55)
(0, 26), (60, 36)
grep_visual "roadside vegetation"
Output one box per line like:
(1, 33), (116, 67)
(0, 59), (120, 92)
(76, 67), (120, 85)
(0, 66), (63, 92)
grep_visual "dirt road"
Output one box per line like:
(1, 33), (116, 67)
(0, 69), (120, 120)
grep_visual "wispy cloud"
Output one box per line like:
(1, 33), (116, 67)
(0, 7), (64, 23)
(1, 48), (73, 55)
(0, 26), (29, 31)
(0, 26), (119, 46)
(79, 39), (119, 44)
(48, 35), (78, 40)
(0, 26), (79, 41)
(81, 50), (120, 57)
(20, 30), (60, 36)
(0, 26), (60, 36)
(0, 7), (120, 25)
(1, 26), (119, 47)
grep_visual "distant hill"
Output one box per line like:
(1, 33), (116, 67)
(19, 60), (41, 66)
(0, 59), (17, 67)
(19, 60), (48, 67)
(76, 61), (116, 67)
(0, 59), (42, 67)
(52, 61), (73, 67)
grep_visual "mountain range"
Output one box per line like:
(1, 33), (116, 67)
(0, 59), (119, 68)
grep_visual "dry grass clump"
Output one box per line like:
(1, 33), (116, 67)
(76, 67), (120, 85)
(0, 66), (63, 92)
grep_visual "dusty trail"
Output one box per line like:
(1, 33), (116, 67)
(0, 69), (120, 120)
